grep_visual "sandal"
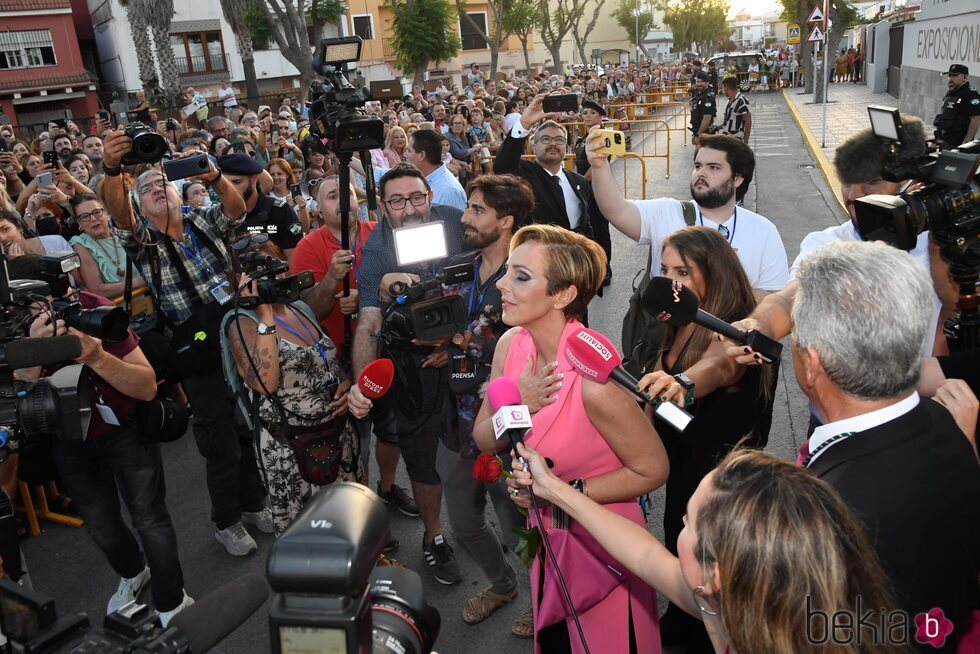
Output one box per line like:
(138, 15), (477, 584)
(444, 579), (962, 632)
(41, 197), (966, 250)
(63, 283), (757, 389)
(462, 585), (518, 625)
(511, 606), (534, 638)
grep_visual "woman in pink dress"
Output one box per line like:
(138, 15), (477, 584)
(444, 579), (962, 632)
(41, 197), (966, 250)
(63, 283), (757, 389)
(473, 224), (669, 653)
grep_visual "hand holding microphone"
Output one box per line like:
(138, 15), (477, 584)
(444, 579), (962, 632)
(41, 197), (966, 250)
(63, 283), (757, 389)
(349, 358), (394, 419)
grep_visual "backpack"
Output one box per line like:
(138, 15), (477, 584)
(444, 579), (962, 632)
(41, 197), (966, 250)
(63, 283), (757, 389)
(620, 200), (697, 379)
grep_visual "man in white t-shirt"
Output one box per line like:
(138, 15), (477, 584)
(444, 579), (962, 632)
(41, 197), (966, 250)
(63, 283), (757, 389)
(587, 132), (789, 296)
(217, 81), (237, 116)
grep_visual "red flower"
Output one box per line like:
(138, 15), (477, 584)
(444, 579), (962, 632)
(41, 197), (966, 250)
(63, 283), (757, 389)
(472, 452), (504, 483)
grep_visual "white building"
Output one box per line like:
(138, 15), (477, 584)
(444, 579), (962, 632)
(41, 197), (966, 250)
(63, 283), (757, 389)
(730, 19), (764, 49)
(643, 29), (674, 62)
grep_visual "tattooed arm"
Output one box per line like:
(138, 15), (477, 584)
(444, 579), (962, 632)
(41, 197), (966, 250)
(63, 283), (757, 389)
(227, 313), (281, 394)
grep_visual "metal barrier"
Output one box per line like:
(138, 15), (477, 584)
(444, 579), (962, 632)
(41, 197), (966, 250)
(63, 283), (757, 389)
(606, 102), (689, 148)
(621, 119), (672, 179)
(492, 152), (646, 200)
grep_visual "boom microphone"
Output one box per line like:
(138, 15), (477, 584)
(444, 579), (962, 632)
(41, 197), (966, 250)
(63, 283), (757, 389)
(2, 335), (82, 369)
(357, 358), (395, 399)
(565, 328), (693, 433)
(641, 277), (783, 364)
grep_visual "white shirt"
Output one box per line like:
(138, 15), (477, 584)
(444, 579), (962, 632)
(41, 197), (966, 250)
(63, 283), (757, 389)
(635, 198), (790, 291)
(509, 122), (582, 229)
(504, 112), (523, 132)
(791, 223), (939, 356)
(807, 392), (919, 466)
(217, 86), (237, 108)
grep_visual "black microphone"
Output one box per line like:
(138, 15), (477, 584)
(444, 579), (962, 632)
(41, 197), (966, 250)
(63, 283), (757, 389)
(136, 573), (269, 653)
(3, 335), (82, 369)
(641, 277), (783, 364)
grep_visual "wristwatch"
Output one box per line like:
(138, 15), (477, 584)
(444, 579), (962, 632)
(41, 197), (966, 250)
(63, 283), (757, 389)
(673, 373), (695, 407)
(256, 321), (277, 336)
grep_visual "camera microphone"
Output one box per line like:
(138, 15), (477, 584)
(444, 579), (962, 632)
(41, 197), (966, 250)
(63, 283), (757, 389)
(641, 277), (783, 364)
(358, 358), (395, 399)
(565, 327), (693, 433)
(3, 335), (81, 369)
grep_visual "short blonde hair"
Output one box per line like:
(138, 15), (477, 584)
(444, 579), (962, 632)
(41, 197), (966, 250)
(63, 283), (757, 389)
(510, 224), (606, 318)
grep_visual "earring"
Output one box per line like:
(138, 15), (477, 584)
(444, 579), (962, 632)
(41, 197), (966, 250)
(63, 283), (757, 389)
(692, 586), (719, 616)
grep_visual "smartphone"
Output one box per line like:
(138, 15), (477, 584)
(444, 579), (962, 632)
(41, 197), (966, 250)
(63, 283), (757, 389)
(98, 110), (110, 122)
(36, 172), (53, 189)
(543, 94), (579, 113)
(271, 126), (279, 145)
(162, 153), (209, 181)
(289, 183), (302, 198)
(41, 150), (58, 168)
(0, 139), (8, 153)
(595, 129), (626, 157)
(53, 118), (68, 130)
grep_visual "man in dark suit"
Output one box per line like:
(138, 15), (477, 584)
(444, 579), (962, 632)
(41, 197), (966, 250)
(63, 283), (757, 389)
(793, 240), (978, 652)
(492, 93), (612, 287)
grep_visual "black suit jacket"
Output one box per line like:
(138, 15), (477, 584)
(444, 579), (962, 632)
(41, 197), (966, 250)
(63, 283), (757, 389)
(808, 400), (979, 651)
(492, 132), (601, 239)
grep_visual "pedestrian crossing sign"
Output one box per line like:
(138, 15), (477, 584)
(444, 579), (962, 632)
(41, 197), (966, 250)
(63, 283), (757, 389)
(789, 24), (801, 44)
(807, 24), (825, 43)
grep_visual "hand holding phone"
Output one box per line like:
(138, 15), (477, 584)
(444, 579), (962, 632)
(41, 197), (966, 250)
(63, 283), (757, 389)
(42, 150), (58, 168)
(36, 172), (53, 189)
(289, 183), (302, 199)
(542, 94), (579, 114)
(594, 129), (626, 157)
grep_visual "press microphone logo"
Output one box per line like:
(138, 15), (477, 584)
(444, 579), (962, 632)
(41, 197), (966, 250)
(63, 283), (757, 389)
(671, 279), (683, 303)
(566, 348), (598, 379)
(494, 415), (504, 432)
(360, 374), (383, 396)
(510, 408), (527, 421)
(575, 331), (613, 361)
(656, 310), (672, 322)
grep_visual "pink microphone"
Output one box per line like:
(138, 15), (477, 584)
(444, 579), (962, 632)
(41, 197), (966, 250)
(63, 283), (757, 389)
(566, 327), (693, 433)
(486, 377), (532, 450)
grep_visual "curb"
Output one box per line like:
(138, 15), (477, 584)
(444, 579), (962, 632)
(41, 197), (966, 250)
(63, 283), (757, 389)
(781, 89), (848, 216)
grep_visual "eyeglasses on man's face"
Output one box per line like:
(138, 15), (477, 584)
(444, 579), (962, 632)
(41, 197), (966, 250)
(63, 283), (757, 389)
(383, 193), (427, 210)
(537, 135), (567, 146)
(137, 179), (168, 196)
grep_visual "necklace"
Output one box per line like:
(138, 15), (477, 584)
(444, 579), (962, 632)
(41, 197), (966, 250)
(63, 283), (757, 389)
(92, 233), (124, 276)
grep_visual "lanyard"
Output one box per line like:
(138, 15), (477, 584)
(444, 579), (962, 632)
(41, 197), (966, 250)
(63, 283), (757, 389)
(274, 307), (330, 368)
(176, 225), (222, 278)
(467, 258), (505, 320)
(699, 207), (737, 244)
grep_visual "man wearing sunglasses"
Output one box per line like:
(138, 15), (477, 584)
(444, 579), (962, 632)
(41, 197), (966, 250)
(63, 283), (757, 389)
(349, 163), (467, 584)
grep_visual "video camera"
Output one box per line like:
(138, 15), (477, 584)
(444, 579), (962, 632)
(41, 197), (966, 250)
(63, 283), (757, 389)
(304, 36), (385, 156)
(35, 253), (130, 342)
(268, 482), (439, 654)
(380, 222), (474, 343)
(231, 234), (315, 310)
(854, 105), (979, 351)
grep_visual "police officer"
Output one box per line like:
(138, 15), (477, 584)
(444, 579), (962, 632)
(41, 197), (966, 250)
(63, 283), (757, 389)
(690, 71), (716, 145)
(219, 153), (303, 261)
(574, 99), (606, 177)
(934, 64), (980, 149)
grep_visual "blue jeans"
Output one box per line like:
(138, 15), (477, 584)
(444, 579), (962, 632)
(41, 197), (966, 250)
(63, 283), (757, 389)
(51, 424), (185, 611)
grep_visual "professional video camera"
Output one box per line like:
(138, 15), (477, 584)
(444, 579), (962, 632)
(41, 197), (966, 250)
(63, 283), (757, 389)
(36, 253), (130, 342)
(268, 482), (440, 654)
(854, 105), (979, 351)
(231, 234), (315, 310)
(379, 222), (474, 344)
(121, 122), (169, 165)
(304, 36), (385, 156)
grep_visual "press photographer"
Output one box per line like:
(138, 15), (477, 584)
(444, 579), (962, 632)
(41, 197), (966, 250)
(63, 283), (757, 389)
(348, 163), (466, 583)
(10, 253), (193, 626)
(99, 135), (271, 558)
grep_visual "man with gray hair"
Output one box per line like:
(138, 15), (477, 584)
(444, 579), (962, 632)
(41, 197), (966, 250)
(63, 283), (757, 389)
(792, 240), (978, 650)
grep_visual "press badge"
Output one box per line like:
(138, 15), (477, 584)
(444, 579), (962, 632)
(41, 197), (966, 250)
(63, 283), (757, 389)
(96, 402), (120, 427)
(208, 278), (234, 305)
(448, 350), (479, 394)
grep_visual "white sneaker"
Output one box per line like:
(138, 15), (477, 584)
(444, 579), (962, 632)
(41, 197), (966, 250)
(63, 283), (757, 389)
(107, 566), (151, 614)
(214, 522), (258, 556)
(158, 592), (195, 628)
(242, 506), (274, 534)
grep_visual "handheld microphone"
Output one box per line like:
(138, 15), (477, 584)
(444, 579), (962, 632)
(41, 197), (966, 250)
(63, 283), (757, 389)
(2, 335), (82, 369)
(565, 328), (693, 433)
(357, 358), (395, 399)
(641, 277), (783, 364)
(486, 377), (532, 452)
(135, 573), (269, 653)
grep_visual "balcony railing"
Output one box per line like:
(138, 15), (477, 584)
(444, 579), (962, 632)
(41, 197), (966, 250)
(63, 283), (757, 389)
(175, 53), (228, 75)
(382, 38), (396, 59)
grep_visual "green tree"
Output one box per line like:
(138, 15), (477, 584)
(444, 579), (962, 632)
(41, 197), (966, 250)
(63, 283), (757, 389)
(537, 0), (588, 71)
(571, 0), (608, 65)
(389, 0), (461, 88)
(456, 1), (511, 79)
(779, 0), (857, 100)
(501, 0), (542, 73)
(660, 0), (729, 57)
(255, 0), (346, 87)
(612, 0), (656, 58)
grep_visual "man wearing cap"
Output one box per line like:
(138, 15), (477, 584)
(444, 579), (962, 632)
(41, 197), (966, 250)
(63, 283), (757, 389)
(690, 71), (716, 145)
(220, 153), (303, 262)
(934, 64), (980, 148)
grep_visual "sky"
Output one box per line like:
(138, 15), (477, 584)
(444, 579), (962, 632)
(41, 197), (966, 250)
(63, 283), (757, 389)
(727, 0), (784, 18)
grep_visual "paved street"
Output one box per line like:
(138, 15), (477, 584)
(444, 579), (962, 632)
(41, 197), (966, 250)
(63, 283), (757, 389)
(23, 92), (849, 653)
(785, 82), (888, 159)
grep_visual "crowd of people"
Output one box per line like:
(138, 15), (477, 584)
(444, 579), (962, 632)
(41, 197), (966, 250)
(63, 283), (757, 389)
(0, 56), (975, 654)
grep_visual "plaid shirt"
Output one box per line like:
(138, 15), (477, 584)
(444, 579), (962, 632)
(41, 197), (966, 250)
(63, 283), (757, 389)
(115, 205), (238, 325)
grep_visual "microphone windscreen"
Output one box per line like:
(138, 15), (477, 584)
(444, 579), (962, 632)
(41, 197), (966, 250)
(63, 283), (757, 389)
(641, 277), (698, 327)
(358, 358), (395, 399)
(566, 328), (622, 383)
(169, 573), (269, 653)
(5, 335), (82, 369)
(486, 377), (522, 412)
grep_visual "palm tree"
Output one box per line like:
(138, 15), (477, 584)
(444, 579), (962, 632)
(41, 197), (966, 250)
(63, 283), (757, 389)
(122, 0), (160, 98)
(134, 0), (182, 105)
(220, 0), (259, 101)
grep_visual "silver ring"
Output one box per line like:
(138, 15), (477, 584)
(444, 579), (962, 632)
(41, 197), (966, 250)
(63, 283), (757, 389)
(511, 488), (520, 497)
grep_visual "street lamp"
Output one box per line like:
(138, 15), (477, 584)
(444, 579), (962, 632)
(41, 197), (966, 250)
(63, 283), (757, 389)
(633, 8), (643, 63)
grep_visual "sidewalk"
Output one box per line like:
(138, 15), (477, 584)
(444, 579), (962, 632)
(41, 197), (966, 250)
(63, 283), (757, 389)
(782, 83), (901, 212)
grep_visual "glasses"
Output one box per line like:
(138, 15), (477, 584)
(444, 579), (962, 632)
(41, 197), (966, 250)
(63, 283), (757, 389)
(137, 179), (168, 196)
(537, 136), (567, 146)
(76, 207), (106, 222)
(383, 193), (427, 210)
(718, 224), (730, 240)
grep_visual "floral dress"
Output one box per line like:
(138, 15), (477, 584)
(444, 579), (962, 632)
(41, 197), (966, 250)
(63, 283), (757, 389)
(255, 328), (365, 536)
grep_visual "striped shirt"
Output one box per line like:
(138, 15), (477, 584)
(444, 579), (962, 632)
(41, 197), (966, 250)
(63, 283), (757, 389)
(722, 92), (750, 138)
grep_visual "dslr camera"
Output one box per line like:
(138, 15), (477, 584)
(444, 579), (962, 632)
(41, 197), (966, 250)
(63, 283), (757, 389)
(232, 234), (315, 309)
(268, 483), (440, 654)
(36, 253), (131, 342)
(121, 122), (169, 165)
(380, 222), (474, 344)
